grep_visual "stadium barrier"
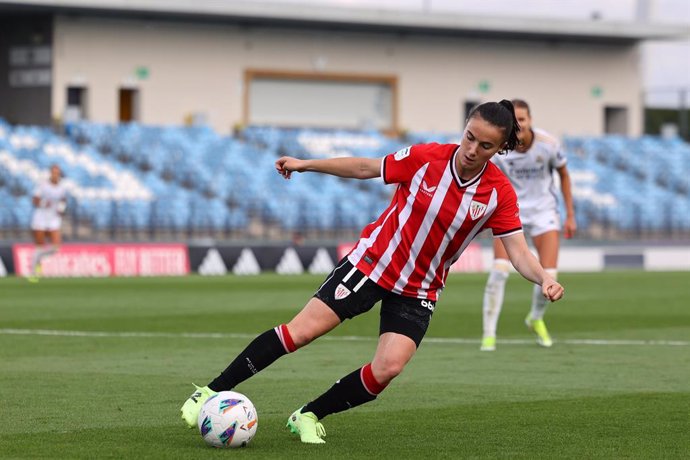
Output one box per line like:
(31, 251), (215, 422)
(1, 243), (688, 277)
(12, 243), (189, 277)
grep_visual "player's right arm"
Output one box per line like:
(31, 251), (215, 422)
(275, 156), (382, 180)
(557, 165), (576, 239)
(32, 185), (44, 208)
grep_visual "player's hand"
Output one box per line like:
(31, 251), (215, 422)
(563, 215), (577, 239)
(542, 279), (564, 302)
(275, 157), (307, 179)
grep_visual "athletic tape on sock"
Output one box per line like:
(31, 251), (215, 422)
(360, 363), (387, 395)
(274, 324), (297, 353)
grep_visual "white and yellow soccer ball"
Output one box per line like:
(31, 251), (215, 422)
(197, 391), (258, 448)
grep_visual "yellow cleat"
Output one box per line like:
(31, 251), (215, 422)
(286, 408), (326, 444)
(480, 336), (496, 351)
(180, 384), (217, 428)
(525, 316), (553, 347)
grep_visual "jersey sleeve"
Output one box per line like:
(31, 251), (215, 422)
(550, 142), (567, 169)
(382, 144), (437, 185)
(486, 183), (523, 238)
(490, 153), (508, 174)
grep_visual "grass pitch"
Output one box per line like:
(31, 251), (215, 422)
(1, 272), (688, 459)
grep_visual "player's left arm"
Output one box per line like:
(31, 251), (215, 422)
(57, 197), (67, 215)
(557, 165), (576, 239)
(500, 232), (565, 302)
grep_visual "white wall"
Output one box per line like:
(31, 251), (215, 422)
(469, 246), (690, 272)
(52, 15), (643, 136)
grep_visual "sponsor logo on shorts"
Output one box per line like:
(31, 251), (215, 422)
(421, 299), (435, 312)
(335, 283), (351, 300)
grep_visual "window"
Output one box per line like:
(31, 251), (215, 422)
(605, 106), (628, 135)
(463, 100), (481, 124)
(65, 86), (87, 121)
(245, 70), (397, 132)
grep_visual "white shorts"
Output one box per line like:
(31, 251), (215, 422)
(31, 210), (62, 231)
(520, 208), (561, 237)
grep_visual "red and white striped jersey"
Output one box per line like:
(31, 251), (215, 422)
(347, 143), (522, 301)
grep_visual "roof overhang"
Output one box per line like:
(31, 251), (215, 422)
(1, 0), (688, 44)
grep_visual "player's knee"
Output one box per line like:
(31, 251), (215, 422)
(487, 259), (511, 285)
(371, 356), (406, 384)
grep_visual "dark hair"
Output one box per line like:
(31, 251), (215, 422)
(467, 99), (520, 153)
(511, 98), (531, 116)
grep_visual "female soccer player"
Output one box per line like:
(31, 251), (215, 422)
(28, 164), (67, 282)
(181, 100), (565, 444)
(480, 99), (576, 351)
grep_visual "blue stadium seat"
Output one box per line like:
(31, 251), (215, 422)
(2, 119), (688, 237)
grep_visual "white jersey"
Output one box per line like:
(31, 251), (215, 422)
(491, 128), (566, 214)
(31, 181), (67, 231)
(33, 181), (67, 214)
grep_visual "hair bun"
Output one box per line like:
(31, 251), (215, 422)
(498, 99), (514, 112)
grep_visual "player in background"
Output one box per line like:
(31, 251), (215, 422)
(28, 164), (67, 282)
(180, 100), (565, 444)
(480, 99), (576, 351)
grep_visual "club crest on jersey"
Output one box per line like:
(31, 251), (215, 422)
(469, 200), (488, 220)
(394, 146), (411, 161)
(334, 283), (351, 300)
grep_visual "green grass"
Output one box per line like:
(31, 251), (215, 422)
(1, 272), (688, 459)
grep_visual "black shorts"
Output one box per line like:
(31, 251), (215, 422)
(314, 258), (435, 347)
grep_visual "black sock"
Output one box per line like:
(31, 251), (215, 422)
(208, 326), (294, 391)
(302, 365), (383, 420)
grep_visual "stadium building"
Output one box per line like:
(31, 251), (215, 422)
(1, 0), (686, 136)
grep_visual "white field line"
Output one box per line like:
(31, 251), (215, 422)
(0, 328), (687, 347)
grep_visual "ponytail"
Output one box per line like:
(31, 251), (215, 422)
(467, 99), (521, 153)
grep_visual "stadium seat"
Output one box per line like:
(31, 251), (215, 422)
(1, 118), (688, 238)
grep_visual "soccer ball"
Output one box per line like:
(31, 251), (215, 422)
(197, 391), (258, 448)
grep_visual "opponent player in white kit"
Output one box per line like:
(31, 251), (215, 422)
(480, 100), (576, 351)
(181, 100), (565, 444)
(29, 164), (68, 282)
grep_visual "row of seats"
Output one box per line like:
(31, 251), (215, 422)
(1, 118), (689, 236)
(563, 135), (690, 232)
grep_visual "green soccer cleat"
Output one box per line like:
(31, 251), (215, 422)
(286, 408), (326, 444)
(27, 264), (42, 283)
(525, 316), (553, 348)
(480, 336), (496, 351)
(180, 384), (216, 428)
